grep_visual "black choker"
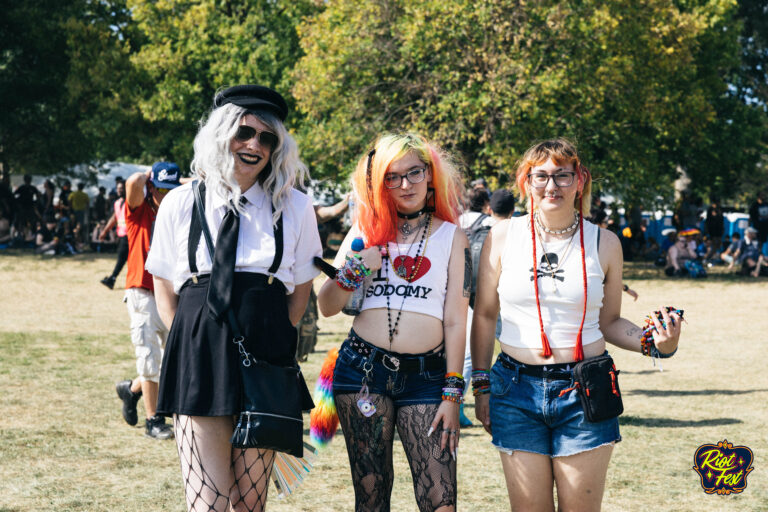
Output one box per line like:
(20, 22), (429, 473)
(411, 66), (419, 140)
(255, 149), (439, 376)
(396, 207), (426, 220)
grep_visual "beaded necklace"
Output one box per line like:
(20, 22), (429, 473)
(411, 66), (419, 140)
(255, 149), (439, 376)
(535, 210), (579, 235)
(533, 219), (577, 294)
(385, 213), (433, 345)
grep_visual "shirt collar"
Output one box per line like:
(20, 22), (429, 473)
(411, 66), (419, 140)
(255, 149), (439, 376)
(209, 181), (268, 210)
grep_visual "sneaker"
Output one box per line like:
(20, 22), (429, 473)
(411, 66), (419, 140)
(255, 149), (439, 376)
(100, 276), (115, 289)
(459, 403), (473, 427)
(145, 415), (174, 440)
(116, 379), (142, 426)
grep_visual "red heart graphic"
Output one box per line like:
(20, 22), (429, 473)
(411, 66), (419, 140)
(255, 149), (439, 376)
(392, 255), (431, 282)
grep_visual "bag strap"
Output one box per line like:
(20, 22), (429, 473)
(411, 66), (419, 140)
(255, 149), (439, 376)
(188, 182), (205, 275)
(467, 213), (489, 234)
(191, 180), (244, 340)
(189, 180), (285, 284)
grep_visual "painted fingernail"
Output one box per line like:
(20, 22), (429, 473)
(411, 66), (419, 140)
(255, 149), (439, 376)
(452, 450), (456, 461)
(426, 426), (434, 437)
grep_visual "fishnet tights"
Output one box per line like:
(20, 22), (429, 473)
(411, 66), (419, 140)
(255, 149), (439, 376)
(173, 415), (275, 512)
(335, 394), (456, 512)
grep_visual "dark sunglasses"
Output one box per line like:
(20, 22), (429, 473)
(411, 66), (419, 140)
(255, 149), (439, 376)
(234, 125), (278, 149)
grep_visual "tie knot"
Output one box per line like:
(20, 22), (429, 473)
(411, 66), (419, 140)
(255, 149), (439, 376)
(230, 196), (248, 210)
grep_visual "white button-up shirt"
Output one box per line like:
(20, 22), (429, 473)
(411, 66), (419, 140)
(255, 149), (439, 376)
(146, 181), (321, 294)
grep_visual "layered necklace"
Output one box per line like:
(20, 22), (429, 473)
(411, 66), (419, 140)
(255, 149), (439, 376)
(398, 213), (429, 240)
(384, 213), (433, 343)
(533, 211), (577, 294)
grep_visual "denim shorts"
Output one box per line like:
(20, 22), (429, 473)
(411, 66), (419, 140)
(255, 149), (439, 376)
(332, 330), (445, 406)
(489, 352), (621, 458)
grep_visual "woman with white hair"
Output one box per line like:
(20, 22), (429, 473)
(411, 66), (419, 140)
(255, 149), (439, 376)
(146, 85), (322, 511)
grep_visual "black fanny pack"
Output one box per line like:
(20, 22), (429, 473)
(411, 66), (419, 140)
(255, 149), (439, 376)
(572, 354), (624, 423)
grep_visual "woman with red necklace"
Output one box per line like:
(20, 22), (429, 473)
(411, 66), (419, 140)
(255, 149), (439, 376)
(471, 139), (683, 511)
(317, 133), (467, 511)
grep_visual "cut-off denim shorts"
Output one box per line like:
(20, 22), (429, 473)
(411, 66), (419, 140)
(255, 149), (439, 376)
(489, 352), (621, 458)
(332, 329), (446, 406)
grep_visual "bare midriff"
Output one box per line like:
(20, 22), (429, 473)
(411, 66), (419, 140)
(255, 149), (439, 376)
(501, 337), (607, 365)
(352, 308), (444, 354)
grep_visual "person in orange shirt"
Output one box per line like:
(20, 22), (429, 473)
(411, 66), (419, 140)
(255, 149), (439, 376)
(115, 162), (182, 439)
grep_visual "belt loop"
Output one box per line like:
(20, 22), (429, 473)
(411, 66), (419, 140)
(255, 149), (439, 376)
(512, 362), (520, 383)
(369, 346), (379, 364)
(419, 356), (425, 374)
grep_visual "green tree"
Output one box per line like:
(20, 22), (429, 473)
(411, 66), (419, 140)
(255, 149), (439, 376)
(63, 0), (150, 165)
(292, 0), (765, 205)
(0, 0), (87, 178)
(124, 0), (321, 172)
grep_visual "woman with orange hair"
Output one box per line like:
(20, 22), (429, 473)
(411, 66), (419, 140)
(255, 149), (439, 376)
(470, 139), (683, 510)
(317, 133), (468, 511)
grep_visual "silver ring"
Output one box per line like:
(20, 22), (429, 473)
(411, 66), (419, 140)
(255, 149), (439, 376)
(442, 428), (451, 433)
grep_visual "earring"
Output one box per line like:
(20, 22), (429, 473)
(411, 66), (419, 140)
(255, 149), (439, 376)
(426, 187), (436, 212)
(366, 149), (376, 218)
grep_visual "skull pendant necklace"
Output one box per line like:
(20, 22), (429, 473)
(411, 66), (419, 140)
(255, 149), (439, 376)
(535, 225), (576, 293)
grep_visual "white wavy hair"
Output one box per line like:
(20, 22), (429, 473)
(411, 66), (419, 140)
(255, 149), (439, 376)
(191, 103), (308, 224)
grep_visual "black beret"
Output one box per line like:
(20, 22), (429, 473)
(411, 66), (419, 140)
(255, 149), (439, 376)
(213, 85), (288, 121)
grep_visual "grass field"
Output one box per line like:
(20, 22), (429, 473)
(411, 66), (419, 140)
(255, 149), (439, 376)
(0, 251), (766, 511)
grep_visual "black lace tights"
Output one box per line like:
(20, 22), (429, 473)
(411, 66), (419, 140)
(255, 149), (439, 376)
(173, 415), (275, 512)
(335, 394), (456, 512)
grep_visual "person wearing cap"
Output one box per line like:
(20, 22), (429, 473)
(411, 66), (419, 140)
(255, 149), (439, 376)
(146, 85), (321, 510)
(115, 162), (183, 440)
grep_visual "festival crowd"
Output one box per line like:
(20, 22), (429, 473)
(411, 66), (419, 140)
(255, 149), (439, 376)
(0, 175), (126, 256)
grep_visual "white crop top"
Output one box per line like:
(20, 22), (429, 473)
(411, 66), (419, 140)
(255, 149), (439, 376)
(360, 221), (457, 321)
(498, 215), (604, 349)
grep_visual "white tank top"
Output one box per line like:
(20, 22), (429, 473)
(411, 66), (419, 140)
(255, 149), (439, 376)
(360, 221), (457, 321)
(498, 215), (604, 349)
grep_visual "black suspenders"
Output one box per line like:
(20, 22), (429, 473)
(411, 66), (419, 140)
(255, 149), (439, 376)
(187, 180), (284, 284)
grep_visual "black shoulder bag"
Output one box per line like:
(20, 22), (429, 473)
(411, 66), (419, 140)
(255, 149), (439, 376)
(572, 354), (623, 423)
(191, 181), (314, 457)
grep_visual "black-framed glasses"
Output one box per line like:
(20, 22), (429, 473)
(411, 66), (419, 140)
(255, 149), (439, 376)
(527, 171), (576, 188)
(384, 167), (427, 189)
(234, 125), (278, 149)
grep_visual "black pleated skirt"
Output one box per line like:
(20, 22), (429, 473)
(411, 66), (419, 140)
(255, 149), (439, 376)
(157, 272), (297, 417)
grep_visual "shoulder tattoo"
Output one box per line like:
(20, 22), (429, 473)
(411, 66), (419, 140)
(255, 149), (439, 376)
(463, 247), (472, 298)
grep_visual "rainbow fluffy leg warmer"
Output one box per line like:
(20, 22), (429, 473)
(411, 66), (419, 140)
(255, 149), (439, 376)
(309, 348), (340, 448)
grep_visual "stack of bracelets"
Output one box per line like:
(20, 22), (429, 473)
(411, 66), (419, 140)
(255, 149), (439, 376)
(442, 372), (465, 403)
(471, 369), (490, 396)
(640, 306), (683, 359)
(335, 254), (372, 291)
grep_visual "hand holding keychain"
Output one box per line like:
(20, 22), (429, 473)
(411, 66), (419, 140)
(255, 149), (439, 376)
(640, 306), (685, 371)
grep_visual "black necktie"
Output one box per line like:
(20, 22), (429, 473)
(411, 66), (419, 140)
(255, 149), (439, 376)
(207, 197), (247, 321)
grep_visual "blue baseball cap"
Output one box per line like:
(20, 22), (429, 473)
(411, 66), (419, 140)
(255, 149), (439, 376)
(151, 162), (181, 189)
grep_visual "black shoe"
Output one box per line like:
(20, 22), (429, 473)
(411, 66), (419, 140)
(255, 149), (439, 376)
(145, 415), (174, 440)
(101, 276), (115, 289)
(116, 379), (142, 426)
